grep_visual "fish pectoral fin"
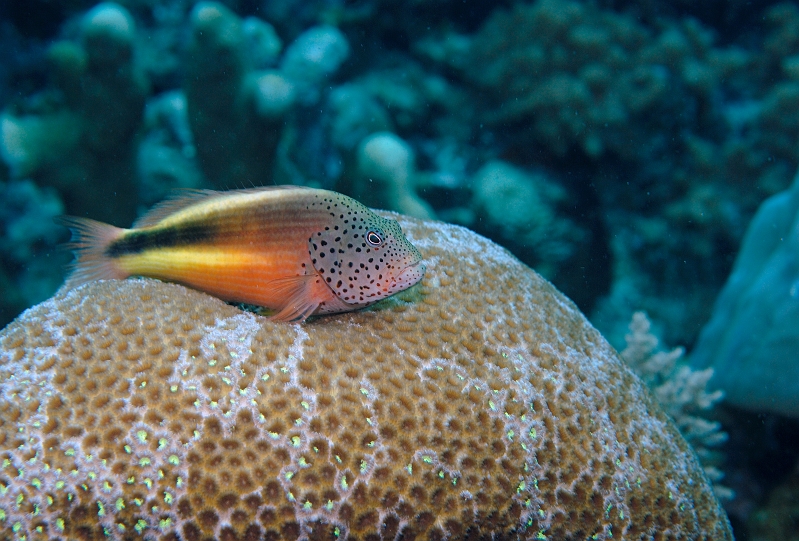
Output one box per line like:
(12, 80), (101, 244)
(266, 275), (330, 323)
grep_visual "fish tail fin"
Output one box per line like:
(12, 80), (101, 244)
(56, 216), (129, 289)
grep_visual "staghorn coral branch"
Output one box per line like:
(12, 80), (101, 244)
(621, 310), (733, 500)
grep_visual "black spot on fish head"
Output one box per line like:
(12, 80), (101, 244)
(307, 227), (341, 283)
(308, 198), (425, 305)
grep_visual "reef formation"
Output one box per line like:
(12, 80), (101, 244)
(0, 214), (731, 540)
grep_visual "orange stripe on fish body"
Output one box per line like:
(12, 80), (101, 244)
(59, 187), (426, 322)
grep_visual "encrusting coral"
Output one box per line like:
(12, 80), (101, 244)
(0, 215), (731, 539)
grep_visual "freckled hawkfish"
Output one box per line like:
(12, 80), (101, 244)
(59, 186), (426, 322)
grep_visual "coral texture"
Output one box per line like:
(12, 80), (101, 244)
(0, 214), (730, 540)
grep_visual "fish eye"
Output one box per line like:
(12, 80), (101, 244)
(366, 230), (383, 247)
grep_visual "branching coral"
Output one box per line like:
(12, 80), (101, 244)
(621, 311), (731, 500)
(459, 0), (743, 161)
(184, 2), (295, 189)
(0, 215), (731, 539)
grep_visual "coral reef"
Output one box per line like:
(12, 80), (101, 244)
(351, 132), (434, 219)
(691, 167), (799, 418)
(451, 0), (737, 161)
(2, 0), (798, 353)
(0, 215), (731, 539)
(5, 0), (799, 538)
(280, 25), (349, 104)
(409, 0), (799, 355)
(0, 179), (69, 326)
(136, 90), (204, 208)
(183, 2), (294, 189)
(469, 160), (586, 281)
(413, 0), (762, 347)
(326, 84), (393, 155)
(0, 2), (147, 225)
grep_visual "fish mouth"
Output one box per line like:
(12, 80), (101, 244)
(396, 259), (426, 285)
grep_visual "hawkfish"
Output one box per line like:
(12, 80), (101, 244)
(59, 186), (426, 322)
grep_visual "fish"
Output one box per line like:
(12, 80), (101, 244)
(58, 186), (426, 322)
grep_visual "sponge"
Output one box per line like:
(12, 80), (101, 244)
(691, 169), (799, 417)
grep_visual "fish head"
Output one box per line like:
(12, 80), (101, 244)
(308, 210), (425, 306)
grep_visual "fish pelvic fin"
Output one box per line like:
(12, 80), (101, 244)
(56, 216), (129, 289)
(266, 275), (330, 323)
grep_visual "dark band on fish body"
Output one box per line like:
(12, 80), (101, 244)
(105, 224), (215, 258)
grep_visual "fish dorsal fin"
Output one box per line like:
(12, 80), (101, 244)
(133, 189), (222, 228)
(132, 186), (315, 228)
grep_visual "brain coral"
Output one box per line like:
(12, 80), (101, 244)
(0, 214), (731, 540)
